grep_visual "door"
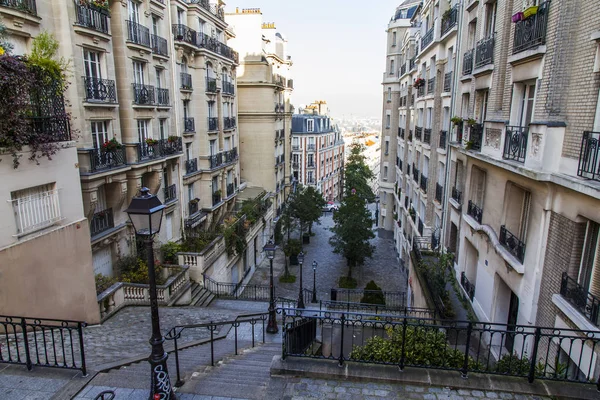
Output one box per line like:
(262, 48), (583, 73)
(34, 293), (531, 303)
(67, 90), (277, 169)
(83, 50), (102, 79)
(133, 61), (144, 85)
(505, 291), (519, 353)
(520, 84), (536, 127)
(91, 121), (108, 150)
(93, 247), (113, 276)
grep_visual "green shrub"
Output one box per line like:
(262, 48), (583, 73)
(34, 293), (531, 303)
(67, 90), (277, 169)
(95, 274), (117, 295)
(360, 280), (385, 305)
(495, 353), (531, 375)
(279, 274), (297, 283)
(284, 239), (302, 257)
(161, 242), (182, 264)
(338, 276), (357, 289)
(181, 231), (218, 253)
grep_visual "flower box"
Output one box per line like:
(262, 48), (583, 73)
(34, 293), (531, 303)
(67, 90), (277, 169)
(101, 138), (122, 152)
(523, 6), (538, 19)
(145, 138), (158, 146)
(512, 12), (523, 23)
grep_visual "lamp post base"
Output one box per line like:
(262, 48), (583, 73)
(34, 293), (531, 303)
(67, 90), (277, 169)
(149, 350), (175, 399)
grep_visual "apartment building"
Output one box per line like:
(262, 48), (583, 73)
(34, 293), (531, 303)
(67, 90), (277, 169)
(225, 8), (293, 214)
(291, 101), (345, 201)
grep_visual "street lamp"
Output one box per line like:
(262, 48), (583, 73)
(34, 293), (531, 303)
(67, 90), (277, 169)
(263, 240), (278, 333)
(312, 261), (318, 303)
(125, 188), (175, 399)
(297, 251), (305, 308)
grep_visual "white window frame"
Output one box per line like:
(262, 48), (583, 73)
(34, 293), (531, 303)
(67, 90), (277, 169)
(11, 183), (62, 236)
(91, 121), (109, 150)
(307, 119), (314, 132)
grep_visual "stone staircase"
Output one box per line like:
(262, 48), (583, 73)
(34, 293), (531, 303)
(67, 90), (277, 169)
(190, 281), (215, 307)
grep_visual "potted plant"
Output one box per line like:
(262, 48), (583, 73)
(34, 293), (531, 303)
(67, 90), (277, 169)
(466, 118), (477, 127)
(145, 138), (158, 146)
(512, 11), (523, 23)
(101, 137), (122, 152)
(450, 116), (463, 126)
(167, 135), (179, 143)
(522, 5), (538, 19)
(465, 140), (474, 150)
(284, 239), (302, 266)
(413, 78), (425, 88)
(214, 189), (222, 198)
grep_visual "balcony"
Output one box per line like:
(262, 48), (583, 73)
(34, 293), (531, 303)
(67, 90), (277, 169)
(418, 218), (424, 236)
(513, 2), (550, 54)
(578, 131), (600, 181)
(83, 77), (116, 103)
(196, 32), (239, 63)
(400, 64), (406, 76)
(427, 77), (435, 95)
(417, 84), (425, 98)
(136, 137), (182, 162)
(87, 148), (126, 173)
(499, 225), (526, 263)
(292, 162), (299, 169)
(226, 183), (234, 197)
(292, 145), (300, 151)
(462, 49), (474, 75)
(307, 144), (316, 151)
(415, 126), (422, 141)
(420, 26), (434, 50)
(127, 20), (151, 48)
(206, 77), (217, 93)
(420, 174), (428, 193)
(439, 130), (447, 149)
(188, 200), (199, 217)
(186, 0), (225, 21)
(467, 200), (483, 224)
(435, 183), (443, 203)
(443, 72), (452, 92)
(560, 272), (600, 328)
(185, 158), (198, 175)
(475, 34), (494, 69)
(75, 3), (109, 34)
(209, 152), (223, 169)
(460, 272), (475, 301)
(151, 34), (168, 57)
(183, 117), (195, 133)
(469, 123), (483, 151)
(223, 117), (236, 130)
(161, 137), (182, 155)
(132, 83), (155, 105)
(423, 128), (431, 144)
(181, 73), (193, 90)
(156, 88), (169, 106)
(164, 184), (177, 204)
(307, 162), (315, 168)
(503, 126), (528, 163)
(224, 147), (238, 163)
(208, 117), (218, 131)
(451, 187), (462, 204)
(223, 81), (235, 95)
(441, 5), (458, 37)
(90, 208), (114, 238)
(0, 0), (36, 15)
(172, 24), (197, 47)
(212, 192), (222, 206)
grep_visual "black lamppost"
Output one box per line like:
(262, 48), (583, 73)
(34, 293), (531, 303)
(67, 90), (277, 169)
(263, 240), (278, 333)
(125, 188), (175, 400)
(312, 261), (318, 303)
(297, 251), (305, 308)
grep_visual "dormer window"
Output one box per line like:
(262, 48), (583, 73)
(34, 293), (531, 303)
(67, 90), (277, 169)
(307, 119), (314, 132)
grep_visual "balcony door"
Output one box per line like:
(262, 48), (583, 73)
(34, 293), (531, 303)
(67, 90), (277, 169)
(137, 119), (150, 142)
(91, 121), (109, 151)
(128, 0), (140, 24)
(580, 222), (600, 296)
(133, 61), (145, 85)
(83, 50), (102, 80)
(519, 83), (536, 127)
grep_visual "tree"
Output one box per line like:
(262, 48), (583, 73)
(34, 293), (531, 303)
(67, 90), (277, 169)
(329, 192), (374, 278)
(289, 185), (326, 237)
(344, 142), (375, 201)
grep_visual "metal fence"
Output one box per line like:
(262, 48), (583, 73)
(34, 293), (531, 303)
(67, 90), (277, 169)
(330, 289), (406, 309)
(203, 275), (270, 301)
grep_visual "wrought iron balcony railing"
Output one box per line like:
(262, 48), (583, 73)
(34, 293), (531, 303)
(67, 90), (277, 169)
(151, 34), (168, 57)
(185, 158), (198, 175)
(475, 34), (494, 68)
(83, 77), (116, 103)
(164, 184), (177, 203)
(560, 272), (600, 328)
(127, 20), (151, 48)
(439, 130), (447, 149)
(427, 77), (435, 94)
(224, 147), (238, 163)
(209, 152), (224, 169)
(460, 272), (475, 301)
(90, 208), (114, 237)
(208, 117), (218, 131)
(181, 73), (192, 90)
(222, 81), (235, 95)
(132, 83), (155, 105)
(75, 3), (108, 34)
(420, 174), (428, 193)
(443, 72), (452, 92)
(441, 5), (458, 36)
(162, 137), (182, 155)
(421, 26), (434, 50)
(292, 145), (300, 151)
(137, 141), (161, 161)
(400, 64), (406, 76)
(577, 131), (600, 181)
(503, 126), (528, 162)
(292, 162), (299, 169)
(206, 77), (217, 93)
(451, 187), (462, 204)
(417, 84), (425, 98)
(183, 117), (195, 133)
(0, 0), (36, 15)
(227, 183), (235, 197)
(188, 200), (199, 216)
(499, 225), (526, 263)
(88, 148), (126, 173)
(307, 144), (316, 151)
(467, 200), (483, 223)
(462, 49), (474, 75)
(513, 1), (550, 54)
(435, 183), (443, 203)
(415, 126), (422, 141)
(423, 128), (431, 144)
(196, 32), (239, 63)
(187, 0), (225, 21)
(223, 116), (236, 130)
(212, 192), (222, 206)
(156, 88), (169, 106)
(470, 123), (483, 151)
(172, 24), (197, 46)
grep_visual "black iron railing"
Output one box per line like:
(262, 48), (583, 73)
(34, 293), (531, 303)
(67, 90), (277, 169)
(435, 183), (443, 203)
(560, 272), (600, 328)
(467, 200), (483, 223)
(196, 32), (239, 63)
(420, 174), (428, 193)
(137, 141), (161, 161)
(330, 289), (406, 309)
(499, 225), (526, 262)
(470, 123), (483, 151)
(412, 164), (419, 183)
(421, 26), (434, 50)
(222, 81), (235, 95)
(398, 127), (405, 139)
(151, 34), (168, 57)
(439, 130), (447, 149)
(185, 158), (198, 175)
(513, 2), (550, 54)
(183, 117), (195, 133)
(75, 3), (109, 34)
(321, 300), (435, 319)
(0, 0), (36, 14)
(400, 64), (406, 76)
(443, 71), (452, 92)
(415, 126), (422, 141)
(427, 77), (435, 94)
(161, 137), (182, 155)
(418, 218), (424, 235)
(206, 77), (217, 93)
(417, 84), (425, 97)
(224, 147), (238, 163)
(212, 192), (221, 206)
(460, 272), (475, 300)
(188, 200), (199, 216)
(0, 315), (87, 374)
(172, 24), (197, 46)
(186, 0), (225, 21)
(90, 208), (114, 237)
(307, 144), (316, 151)
(452, 187), (462, 204)
(441, 5), (458, 36)
(423, 128), (431, 144)
(127, 20), (150, 47)
(475, 34), (494, 68)
(209, 152), (223, 169)
(132, 83), (155, 105)
(223, 116), (236, 130)
(180, 73), (192, 90)
(227, 183), (234, 197)
(503, 126), (528, 163)
(164, 184), (177, 203)
(462, 49), (474, 75)
(89, 148), (126, 173)
(156, 88), (169, 106)
(83, 77), (116, 103)
(208, 117), (218, 131)
(578, 131), (600, 181)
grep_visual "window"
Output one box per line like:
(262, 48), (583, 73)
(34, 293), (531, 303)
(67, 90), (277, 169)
(83, 50), (102, 79)
(292, 137), (299, 149)
(176, 8), (184, 25)
(11, 183), (61, 235)
(308, 154), (314, 166)
(159, 118), (167, 140)
(307, 119), (314, 132)
(183, 100), (190, 119)
(209, 139), (217, 155)
(502, 182), (530, 246)
(91, 121), (109, 150)
(156, 68), (163, 89)
(387, 87), (392, 101)
(477, 90), (489, 123)
(128, 0), (140, 23)
(514, 82), (536, 127)
(385, 141), (389, 155)
(392, 31), (397, 46)
(198, 17), (205, 34)
(185, 142), (192, 160)
(133, 61), (144, 84)
(386, 114), (391, 128)
(383, 166), (388, 180)
(224, 136), (230, 151)
(484, 1), (497, 38)
(308, 171), (314, 183)
(208, 101), (215, 118)
(212, 177), (219, 194)
(137, 119), (150, 142)
(469, 166), (486, 207)
(152, 16), (160, 36)
(390, 59), (395, 75)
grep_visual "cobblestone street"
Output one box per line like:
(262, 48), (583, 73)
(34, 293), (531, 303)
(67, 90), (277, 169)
(248, 204), (407, 302)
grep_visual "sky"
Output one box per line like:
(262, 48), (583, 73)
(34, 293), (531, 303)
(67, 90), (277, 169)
(225, 0), (402, 120)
